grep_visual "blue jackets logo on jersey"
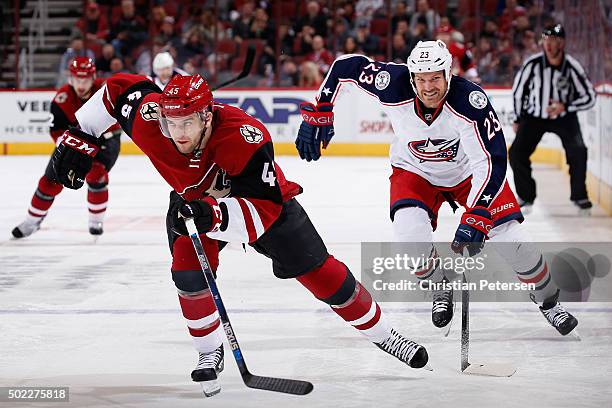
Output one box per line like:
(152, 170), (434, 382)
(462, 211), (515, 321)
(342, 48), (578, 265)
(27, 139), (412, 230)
(408, 138), (460, 162)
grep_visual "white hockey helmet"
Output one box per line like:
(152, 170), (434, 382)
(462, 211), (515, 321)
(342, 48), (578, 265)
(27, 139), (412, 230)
(153, 52), (174, 76)
(407, 40), (452, 95)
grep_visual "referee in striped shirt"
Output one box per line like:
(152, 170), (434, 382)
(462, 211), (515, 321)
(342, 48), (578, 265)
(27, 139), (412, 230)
(509, 23), (596, 214)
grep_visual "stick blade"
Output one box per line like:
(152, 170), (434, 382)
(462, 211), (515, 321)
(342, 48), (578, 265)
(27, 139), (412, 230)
(462, 362), (516, 377)
(244, 373), (313, 395)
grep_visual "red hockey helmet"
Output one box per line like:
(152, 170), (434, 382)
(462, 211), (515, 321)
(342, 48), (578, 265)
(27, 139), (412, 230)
(159, 75), (213, 117)
(69, 57), (96, 78)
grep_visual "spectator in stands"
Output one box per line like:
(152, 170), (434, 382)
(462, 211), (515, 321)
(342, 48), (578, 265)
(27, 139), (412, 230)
(149, 4), (167, 38)
(391, 1), (410, 34)
(159, 16), (181, 50)
(305, 35), (334, 75)
(249, 7), (274, 41)
(355, 0), (384, 27)
(231, 1), (255, 43)
(76, 2), (109, 47)
(391, 33), (410, 63)
(294, 24), (315, 55)
(181, 5), (204, 36)
(279, 59), (299, 87)
(481, 18), (499, 45)
(409, 0), (439, 38)
(498, 0), (527, 34)
(178, 26), (206, 68)
(296, 1), (328, 37)
(109, 56), (127, 74)
(278, 22), (296, 57)
(405, 16), (428, 51)
(328, 17), (350, 54)
(57, 35), (95, 87)
(339, 36), (363, 56)
(474, 36), (497, 84)
(109, 0), (147, 58)
(518, 29), (539, 60)
(96, 43), (117, 77)
(299, 60), (322, 87)
(338, 1), (356, 29)
(353, 20), (380, 56)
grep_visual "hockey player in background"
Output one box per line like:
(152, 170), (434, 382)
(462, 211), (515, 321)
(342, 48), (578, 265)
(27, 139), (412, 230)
(150, 51), (188, 90)
(295, 40), (578, 336)
(49, 73), (429, 397)
(11, 57), (121, 238)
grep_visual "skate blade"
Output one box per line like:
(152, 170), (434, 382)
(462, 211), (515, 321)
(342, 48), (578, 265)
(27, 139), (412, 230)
(578, 208), (591, 217)
(462, 362), (516, 377)
(199, 379), (221, 397)
(422, 364), (433, 372)
(567, 329), (581, 341)
(440, 301), (457, 338)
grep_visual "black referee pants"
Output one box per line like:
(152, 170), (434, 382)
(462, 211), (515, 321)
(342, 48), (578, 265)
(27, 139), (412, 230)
(509, 113), (588, 203)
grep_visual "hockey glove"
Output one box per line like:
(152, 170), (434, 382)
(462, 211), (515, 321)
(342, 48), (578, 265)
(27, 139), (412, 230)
(52, 127), (101, 189)
(295, 102), (334, 162)
(171, 196), (223, 236)
(451, 207), (493, 257)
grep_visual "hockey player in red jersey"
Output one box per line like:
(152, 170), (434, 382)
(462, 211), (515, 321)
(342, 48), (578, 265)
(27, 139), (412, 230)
(296, 41), (578, 337)
(11, 57), (121, 238)
(49, 73), (429, 397)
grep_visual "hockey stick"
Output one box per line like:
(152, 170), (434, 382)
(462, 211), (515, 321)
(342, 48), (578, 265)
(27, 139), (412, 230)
(212, 44), (256, 91)
(461, 273), (516, 377)
(185, 219), (314, 395)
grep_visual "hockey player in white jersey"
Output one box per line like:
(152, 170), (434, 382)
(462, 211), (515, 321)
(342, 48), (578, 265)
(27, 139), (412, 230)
(296, 40), (578, 336)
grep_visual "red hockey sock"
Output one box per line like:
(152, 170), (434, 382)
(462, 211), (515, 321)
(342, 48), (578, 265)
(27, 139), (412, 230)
(28, 175), (63, 218)
(86, 162), (109, 221)
(178, 291), (223, 353)
(297, 255), (392, 342)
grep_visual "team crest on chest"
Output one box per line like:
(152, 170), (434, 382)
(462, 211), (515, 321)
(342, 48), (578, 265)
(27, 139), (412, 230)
(408, 138), (460, 162)
(140, 102), (159, 121)
(468, 91), (488, 109)
(55, 92), (68, 104)
(240, 124), (264, 143)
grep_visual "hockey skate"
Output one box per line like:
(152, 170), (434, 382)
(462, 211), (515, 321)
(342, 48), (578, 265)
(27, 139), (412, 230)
(11, 217), (44, 239)
(88, 221), (104, 236)
(191, 345), (224, 397)
(573, 199), (592, 216)
(432, 277), (454, 329)
(374, 329), (429, 369)
(531, 290), (578, 336)
(517, 198), (533, 215)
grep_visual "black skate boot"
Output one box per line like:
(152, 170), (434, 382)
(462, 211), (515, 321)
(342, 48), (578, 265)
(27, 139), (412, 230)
(374, 329), (429, 368)
(573, 199), (592, 216)
(89, 221), (104, 236)
(11, 217), (44, 239)
(191, 344), (224, 397)
(531, 290), (578, 336)
(432, 277), (454, 328)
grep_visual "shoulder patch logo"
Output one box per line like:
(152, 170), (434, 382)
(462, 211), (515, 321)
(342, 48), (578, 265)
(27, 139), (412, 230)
(240, 124), (264, 144)
(468, 91), (488, 109)
(140, 102), (159, 121)
(54, 92), (68, 104)
(375, 71), (391, 90)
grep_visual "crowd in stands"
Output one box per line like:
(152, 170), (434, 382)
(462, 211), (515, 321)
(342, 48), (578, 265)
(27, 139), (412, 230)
(58, 0), (581, 88)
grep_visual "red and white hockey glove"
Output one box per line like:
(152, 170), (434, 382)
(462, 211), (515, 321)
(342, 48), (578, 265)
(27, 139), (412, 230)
(174, 196), (224, 236)
(451, 207), (493, 256)
(52, 127), (101, 189)
(295, 102), (335, 161)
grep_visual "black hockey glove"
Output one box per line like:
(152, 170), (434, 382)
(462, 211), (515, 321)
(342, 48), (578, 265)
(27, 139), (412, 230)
(52, 127), (101, 189)
(451, 207), (493, 257)
(170, 196), (224, 236)
(295, 102), (334, 161)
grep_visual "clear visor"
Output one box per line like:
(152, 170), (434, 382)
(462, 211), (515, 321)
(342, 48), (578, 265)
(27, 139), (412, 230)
(158, 111), (207, 138)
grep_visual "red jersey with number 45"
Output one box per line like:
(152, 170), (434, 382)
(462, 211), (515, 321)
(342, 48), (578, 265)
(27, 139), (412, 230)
(75, 73), (302, 244)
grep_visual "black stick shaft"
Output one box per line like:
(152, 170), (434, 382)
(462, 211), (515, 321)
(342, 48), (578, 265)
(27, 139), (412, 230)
(461, 273), (470, 371)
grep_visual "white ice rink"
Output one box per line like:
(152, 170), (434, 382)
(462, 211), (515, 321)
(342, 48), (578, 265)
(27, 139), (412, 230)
(1, 155), (611, 408)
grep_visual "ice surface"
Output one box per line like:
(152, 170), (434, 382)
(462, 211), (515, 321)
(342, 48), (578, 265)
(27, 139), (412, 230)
(1, 156), (611, 407)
